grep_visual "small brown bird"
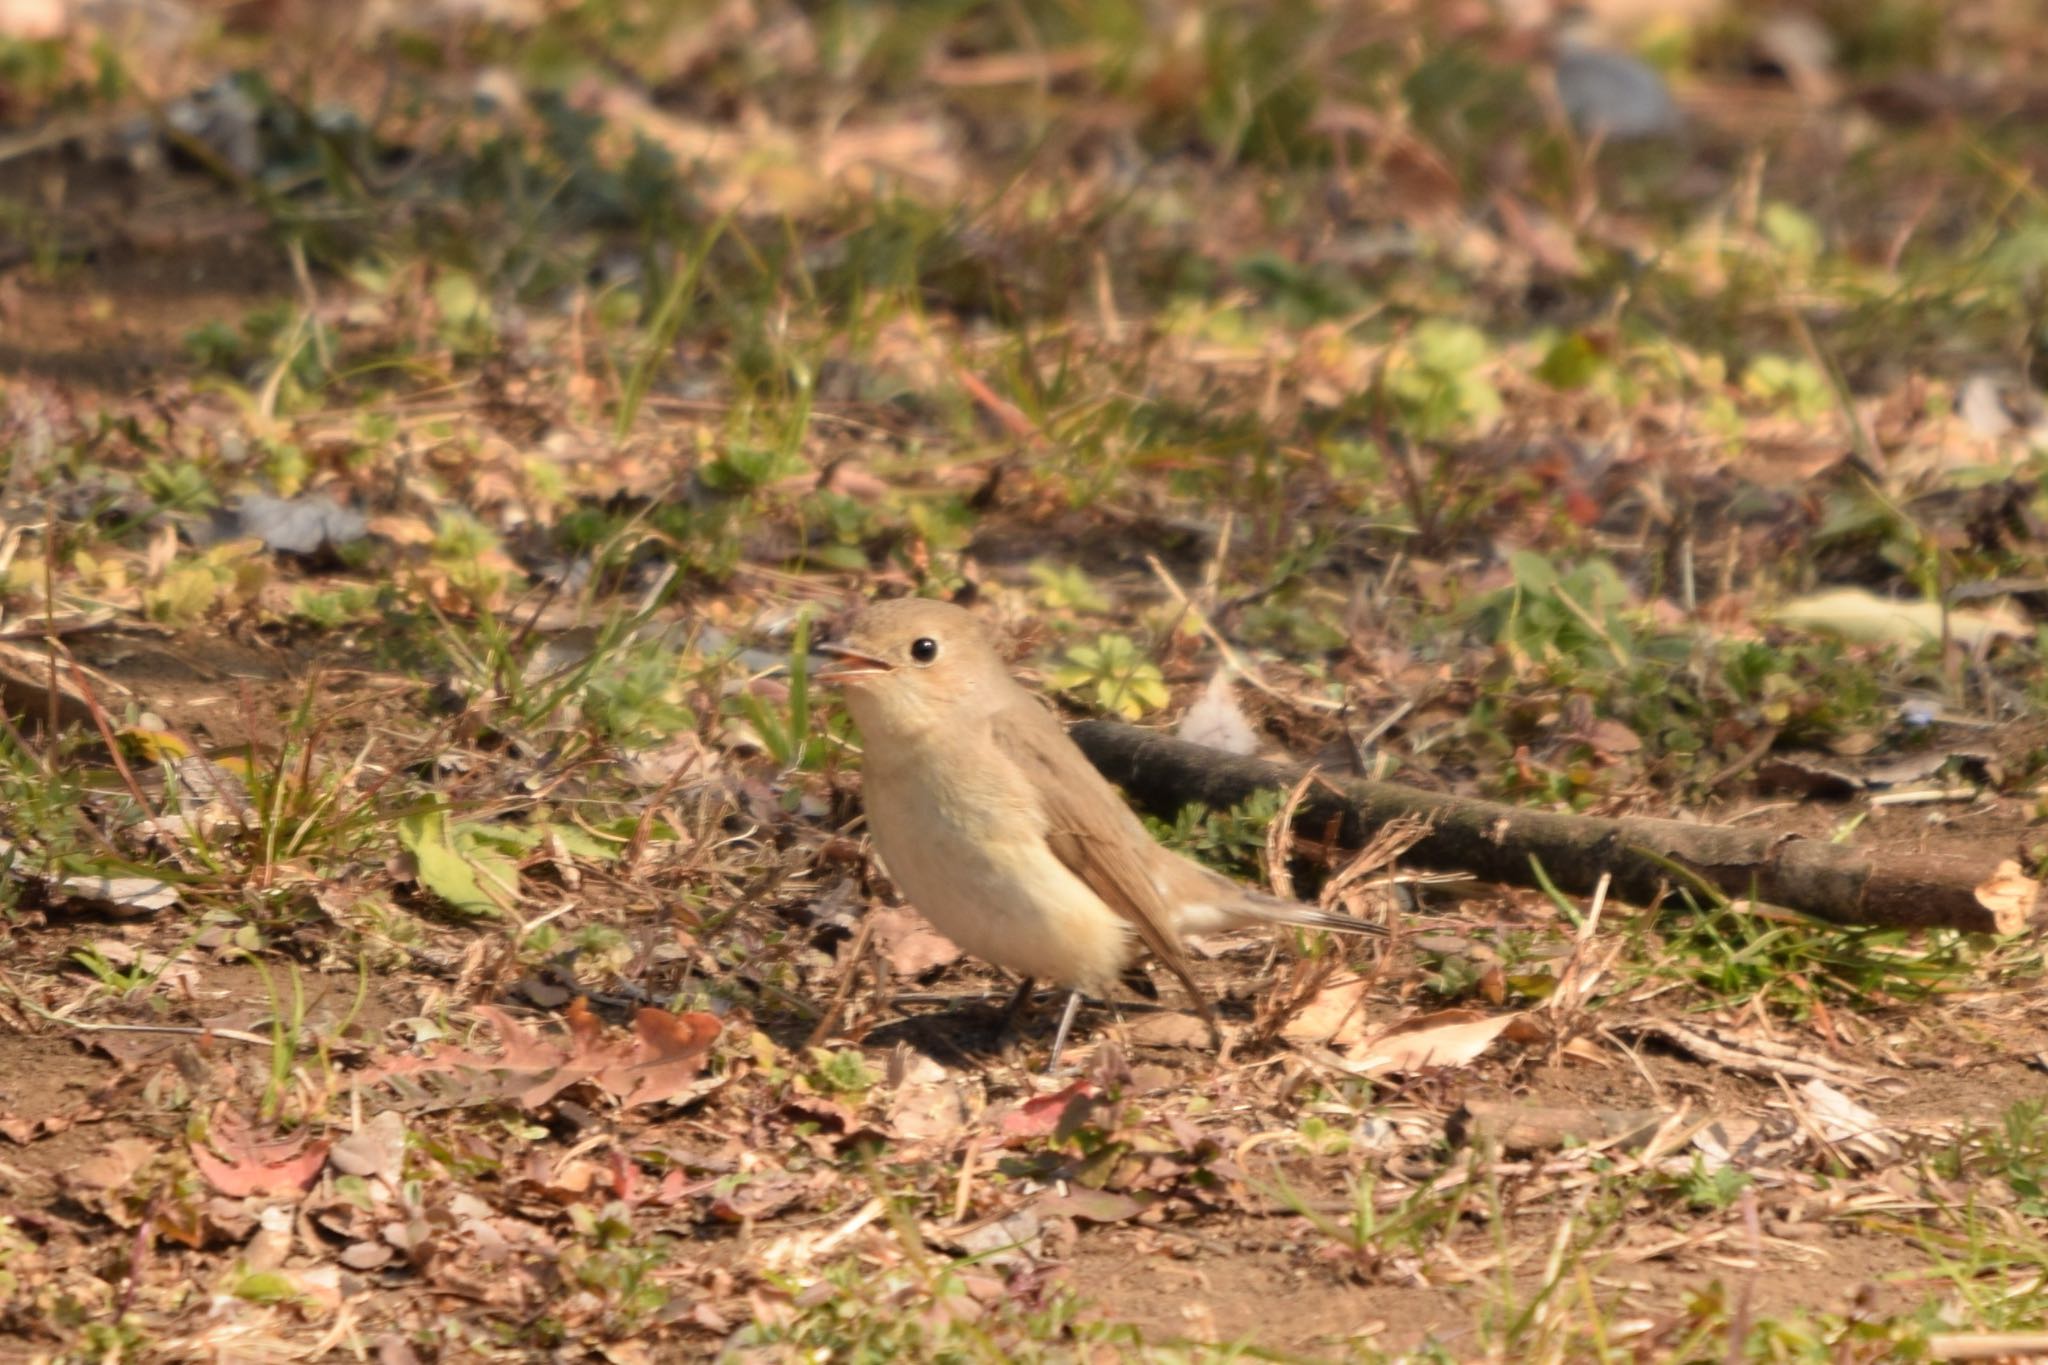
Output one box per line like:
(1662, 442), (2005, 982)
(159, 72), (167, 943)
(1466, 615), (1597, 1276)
(819, 598), (1385, 1062)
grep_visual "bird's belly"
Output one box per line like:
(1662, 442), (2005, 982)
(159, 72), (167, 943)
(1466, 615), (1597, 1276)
(867, 768), (1133, 992)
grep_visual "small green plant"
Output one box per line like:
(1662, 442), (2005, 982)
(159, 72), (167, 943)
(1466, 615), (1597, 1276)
(1743, 352), (1832, 421)
(69, 929), (204, 1001)
(805, 1046), (878, 1097)
(1929, 1099), (2048, 1218)
(430, 512), (510, 606)
(1625, 883), (1974, 1017)
(1145, 788), (1286, 880)
(1049, 633), (1168, 718)
(144, 543), (270, 625)
(729, 613), (837, 770)
(396, 806), (523, 919)
(612, 217), (731, 441)
(1262, 1159), (1470, 1282)
(1293, 1115), (1352, 1156)
(558, 1202), (673, 1336)
(1384, 319), (1503, 440)
(1027, 560), (1109, 614)
(1471, 551), (1638, 668)
(1677, 1157), (1753, 1212)
(730, 1253), (1110, 1359)
(237, 951), (307, 1121)
(290, 583), (385, 628)
(581, 642), (697, 747)
(138, 458), (221, 515)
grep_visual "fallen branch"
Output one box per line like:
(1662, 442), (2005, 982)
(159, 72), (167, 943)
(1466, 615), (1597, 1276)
(1447, 1098), (1673, 1155)
(1068, 722), (2037, 937)
(1926, 1332), (2048, 1362)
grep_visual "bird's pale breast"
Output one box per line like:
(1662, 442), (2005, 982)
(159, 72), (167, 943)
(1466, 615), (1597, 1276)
(861, 732), (1135, 992)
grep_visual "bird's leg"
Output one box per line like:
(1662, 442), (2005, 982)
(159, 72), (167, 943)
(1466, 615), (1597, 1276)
(1191, 993), (1223, 1053)
(1044, 990), (1085, 1073)
(997, 975), (1037, 1033)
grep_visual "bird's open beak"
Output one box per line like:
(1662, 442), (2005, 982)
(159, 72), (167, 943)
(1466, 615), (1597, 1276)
(814, 642), (894, 684)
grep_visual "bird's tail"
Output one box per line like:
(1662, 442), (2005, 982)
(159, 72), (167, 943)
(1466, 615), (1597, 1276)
(1196, 889), (1390, 938)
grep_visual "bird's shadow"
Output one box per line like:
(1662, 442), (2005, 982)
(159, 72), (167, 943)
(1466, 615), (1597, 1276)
(859, 998), (1040, 1065)
(854, 990), (1213, 1068)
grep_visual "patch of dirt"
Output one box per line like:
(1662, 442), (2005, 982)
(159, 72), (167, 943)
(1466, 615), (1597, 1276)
(65, 627), (382, 752)
(0, 153), (292, 394)
(1068, 1232), (1472, 1355)
(0, 1032), (117, 1126)
(0, 952), (423, 1167)
(1622, 1228), (1941, 1325)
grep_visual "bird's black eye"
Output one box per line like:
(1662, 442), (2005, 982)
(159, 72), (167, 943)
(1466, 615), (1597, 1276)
(909, 636), (939, 664)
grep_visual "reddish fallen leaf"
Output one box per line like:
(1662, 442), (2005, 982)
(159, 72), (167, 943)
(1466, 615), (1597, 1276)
(473, 1004), (570, 1073)
(524, 1155), (608, 1203)
(647, 1168), (721, 1207)
(191, 1111), (329, 1198)
(362, 1000), (722, 1114)
(615, 1006), (723, 1107)
(608, 1147), (642, 1203)
(1000, 1081), (1096, 1141)
(951, 361), (1046, 446)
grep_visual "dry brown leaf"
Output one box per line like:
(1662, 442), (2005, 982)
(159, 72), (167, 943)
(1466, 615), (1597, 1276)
(69, 1136), (162, 1193)
(1770, 587), (2028, 650)
(1279, 974), (1374, 1049)
(1973, 859), (2038, 937)
(614, 1005), (724, 1107)
(1038, 1188), (1146, 1223)
(709, 1173), (808, 1223)
(925, 44), (1105, 86)
(328, 1110), (408, 1188)
(1342, 1009), (1529, 1077)
(886, 1053), (974, 1145)
(1796, 1079), (1903, 1165)
(867, 905), (961, 978)
(0, 641), (113, 729)
(1121, 1011), (1214, 1050)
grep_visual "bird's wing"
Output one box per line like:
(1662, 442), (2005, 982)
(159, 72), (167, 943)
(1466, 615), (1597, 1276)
(987, 697), (1209, 1009)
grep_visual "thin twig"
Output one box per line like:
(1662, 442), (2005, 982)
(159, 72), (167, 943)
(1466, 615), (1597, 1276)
(806, 914), (877, 1048)
(1145, 554), (1341, 714)
(18, 1004), (274, 1049)
(61, 655), (157, 821)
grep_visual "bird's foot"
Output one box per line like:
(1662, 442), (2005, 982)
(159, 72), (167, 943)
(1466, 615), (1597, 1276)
(996, 975), (1038, 1033)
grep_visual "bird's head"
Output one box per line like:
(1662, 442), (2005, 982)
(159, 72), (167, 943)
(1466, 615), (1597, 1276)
(817, 598), (1011, 741)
